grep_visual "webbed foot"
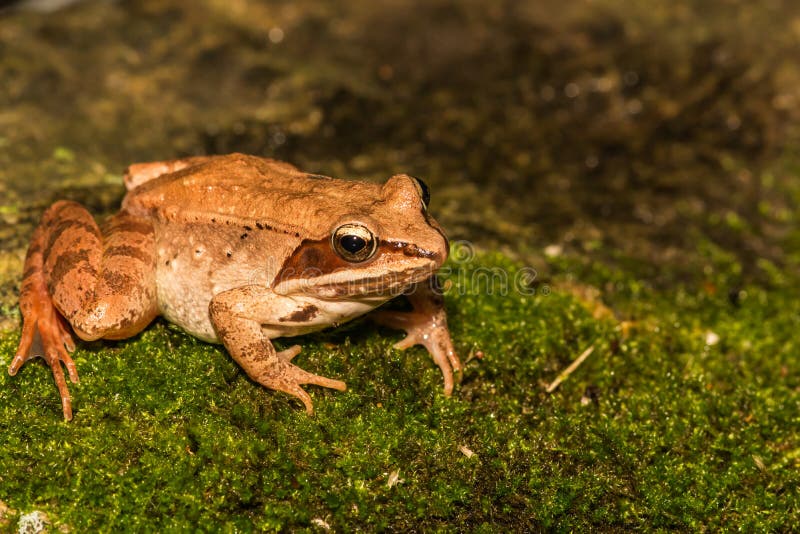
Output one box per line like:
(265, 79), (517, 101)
(10, 290), (78, 421)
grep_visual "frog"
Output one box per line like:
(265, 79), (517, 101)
(8, 153), (463, 420)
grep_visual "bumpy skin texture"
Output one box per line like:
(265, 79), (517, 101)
(10, 154), (462, 419)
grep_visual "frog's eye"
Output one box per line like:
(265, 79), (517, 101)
(332, 223), (377, 263)
(411, 177), (430, 210)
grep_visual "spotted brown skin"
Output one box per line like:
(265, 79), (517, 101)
(10, 153), (462, 419)
(279, 304), (319, 323)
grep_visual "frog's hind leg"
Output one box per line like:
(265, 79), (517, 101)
(9, 201), (158, 420)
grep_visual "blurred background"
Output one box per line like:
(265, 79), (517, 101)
(2, 1), (799, 325)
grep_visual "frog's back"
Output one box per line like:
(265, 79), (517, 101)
(123, 153), (382, 239)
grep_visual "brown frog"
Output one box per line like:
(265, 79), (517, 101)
(9, 154), (463, 420)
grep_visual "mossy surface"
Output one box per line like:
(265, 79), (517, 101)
(1, 248), (798, 531)
(1, 0), (799, 531)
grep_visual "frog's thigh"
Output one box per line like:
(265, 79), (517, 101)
(44, 202), (158, 341)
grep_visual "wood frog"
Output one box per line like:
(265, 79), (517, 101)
(9, 154), (462, 420)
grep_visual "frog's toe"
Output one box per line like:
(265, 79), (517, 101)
(275, 376), (345, 416)
(9, 317), (37, 375)
(41, 322), (79, 385)
(283, 383), (315, 415)
(46, 345), (79, 421)
(289, 364), (347, 393)
(260, 360), (346, 415)
(276, 344), (302, 362)
(58, 314), (76, 353)
(48, 350), (74, 421)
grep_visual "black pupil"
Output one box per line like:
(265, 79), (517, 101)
(340, 234), (366, 254)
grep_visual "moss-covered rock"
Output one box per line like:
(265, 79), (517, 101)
(1, 251), (798, 530)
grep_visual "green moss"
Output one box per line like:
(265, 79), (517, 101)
(0, 251), (797, 531)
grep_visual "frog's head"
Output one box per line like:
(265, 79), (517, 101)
(273, 174), (449, 298)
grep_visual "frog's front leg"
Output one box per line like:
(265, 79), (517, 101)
(209, 286), (346, 415)
(9, 201), (158, 420)
(371, 277), (463, 395)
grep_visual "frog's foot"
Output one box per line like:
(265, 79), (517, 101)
(372, 309), (463, 396)
(257, 355), (346, 415)
(10, 288), (79, 421)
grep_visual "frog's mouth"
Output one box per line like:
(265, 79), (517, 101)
(272, 257), (438, 299)
(308, 260), (438, 298)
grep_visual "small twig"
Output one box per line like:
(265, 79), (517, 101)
(545, 345), (595, 393)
